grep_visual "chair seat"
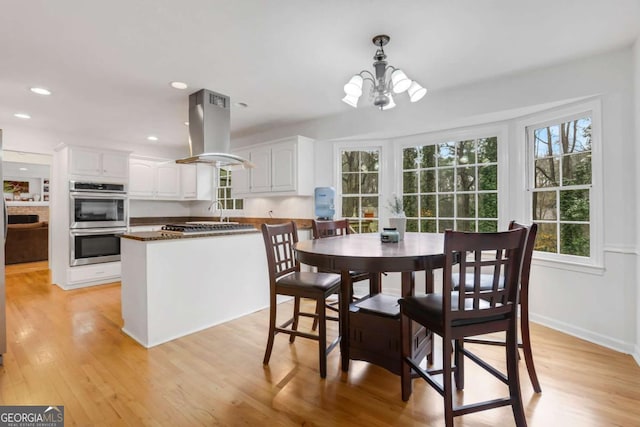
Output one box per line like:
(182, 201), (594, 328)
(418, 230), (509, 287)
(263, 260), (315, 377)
(277, 271), (341, 292)
(400, 293), (507, 328)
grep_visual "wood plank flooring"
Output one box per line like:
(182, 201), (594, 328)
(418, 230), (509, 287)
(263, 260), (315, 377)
(2, 261), (640, 426)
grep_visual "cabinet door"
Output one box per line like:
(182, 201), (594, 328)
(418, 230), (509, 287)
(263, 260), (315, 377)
(180, 164), (197, 199)
(101, 152), (129, 179)
(69, 148), (102, 176)
(129, 159), (156, 197)
(196, 164), (214, 200)
(250, 147), (272, 193)
(271, 142), (297, 192)
(231, 149), (251, 196)
(156, 163), (181, 199)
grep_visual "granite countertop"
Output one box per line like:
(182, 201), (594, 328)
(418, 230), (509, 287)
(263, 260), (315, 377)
(129, 216), (312, 230)
(122, 228), (261, 242)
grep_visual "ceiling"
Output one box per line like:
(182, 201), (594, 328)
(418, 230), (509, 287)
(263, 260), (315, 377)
(0, 0), (638, 152)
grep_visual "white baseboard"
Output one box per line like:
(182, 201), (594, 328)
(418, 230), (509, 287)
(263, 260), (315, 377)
(530, 313), (637, 356)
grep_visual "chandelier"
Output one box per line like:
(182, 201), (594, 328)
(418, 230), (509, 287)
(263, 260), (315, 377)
(342, 34), (427, 110)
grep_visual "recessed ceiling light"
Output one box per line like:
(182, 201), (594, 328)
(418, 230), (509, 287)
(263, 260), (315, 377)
(14, 113), (31, 119)
(234, 102), (249, 108)
(19, 167), (28, 171)
(147, 136), (159, 141)
(170, 81), (188, 90)
(30, 87), (51, 95)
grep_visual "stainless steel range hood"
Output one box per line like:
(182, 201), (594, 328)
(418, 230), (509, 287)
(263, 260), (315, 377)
(176, 89), (253, 169)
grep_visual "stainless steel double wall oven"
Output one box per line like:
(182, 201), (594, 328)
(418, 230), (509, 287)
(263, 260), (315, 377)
(69, 181), (127, 266)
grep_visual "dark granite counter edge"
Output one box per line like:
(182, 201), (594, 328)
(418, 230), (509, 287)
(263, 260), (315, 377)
(129, 216), (312, 230)
(122, 229), (261, 242)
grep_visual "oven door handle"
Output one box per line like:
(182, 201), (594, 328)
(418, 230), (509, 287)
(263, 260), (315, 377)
(69, 192), (128, 199)
(70, 228), (127, 236)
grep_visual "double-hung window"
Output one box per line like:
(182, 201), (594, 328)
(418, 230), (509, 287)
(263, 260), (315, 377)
(401, 137), (499, 232)
(217, 169), (243, 210)
(527, 113), (594, 260)
(340, 149), (380, 233)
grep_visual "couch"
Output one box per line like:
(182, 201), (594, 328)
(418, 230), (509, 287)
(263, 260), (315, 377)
(5, 215), (49, 264)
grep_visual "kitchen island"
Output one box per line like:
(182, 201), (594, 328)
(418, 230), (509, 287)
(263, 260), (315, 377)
(120, 227), (269, 348)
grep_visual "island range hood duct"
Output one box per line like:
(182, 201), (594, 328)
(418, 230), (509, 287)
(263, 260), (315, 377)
(176, 89), (253, 169)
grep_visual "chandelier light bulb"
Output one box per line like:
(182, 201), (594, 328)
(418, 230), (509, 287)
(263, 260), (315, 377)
(408, 81), (427, 102)
(342, 93), (360, 108)
(343, 75), (363, 97)
(391, 69), (411, 93)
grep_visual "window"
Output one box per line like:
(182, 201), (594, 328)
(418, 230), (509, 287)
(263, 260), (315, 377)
(528, 115), (592, 258)
(217, 169), (243, 210)
(402, 137), (499, 233)
(340, 149), (380, 233)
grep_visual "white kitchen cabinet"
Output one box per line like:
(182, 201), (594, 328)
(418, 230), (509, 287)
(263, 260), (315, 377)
(69, 147), (129, 180)
(155, 162), (180, 199)
(232, 135), (314, 197)
(129, 158), (179, 200)
(180, 165), (197, 199)
(129, 159), (156, 197)
(180, 164), (214, 200)
(250, 146), (272, 193)
(63, 262), (121, 290)
(230, 149), (251, 195)
(271, 142), (297, 192)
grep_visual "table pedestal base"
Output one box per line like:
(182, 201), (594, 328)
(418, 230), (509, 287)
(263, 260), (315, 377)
(349, 294), (431, 375)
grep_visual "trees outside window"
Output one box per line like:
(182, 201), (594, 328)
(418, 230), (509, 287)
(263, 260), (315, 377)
(529, 116), (592, 257)
(340, 149), (380, 233)
(217, 169), (243, 210)
(402, 137), (498, 233)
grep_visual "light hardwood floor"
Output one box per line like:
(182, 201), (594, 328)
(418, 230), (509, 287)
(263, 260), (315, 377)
(2, 261), (640, 426)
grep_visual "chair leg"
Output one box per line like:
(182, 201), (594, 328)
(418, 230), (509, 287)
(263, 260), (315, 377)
(520, 299), (542, 393)
(312, 299), (320, 331)
(263, 298), (277, 365)
(318, 295), (327, 378)
(443, 337), (454, 427)
(507, 318), (528, 427)
(400, 312), (413, 401)
(290, 296), (301, 343)
(454, 338), (464, 390)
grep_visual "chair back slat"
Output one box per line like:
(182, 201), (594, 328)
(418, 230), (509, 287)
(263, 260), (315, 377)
(444, 228), (526, 322)
(312, 219), (352, 239)
(261, 222), (300, 284)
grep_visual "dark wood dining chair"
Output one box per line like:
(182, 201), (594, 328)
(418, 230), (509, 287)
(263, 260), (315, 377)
(311, 219), (371, 294)
(454, 221), (541, 393)
(261, 221), (341, 378)
(400, 228), (528, 427)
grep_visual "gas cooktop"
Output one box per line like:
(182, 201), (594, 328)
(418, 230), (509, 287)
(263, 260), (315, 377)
(161, 223), (256, 235)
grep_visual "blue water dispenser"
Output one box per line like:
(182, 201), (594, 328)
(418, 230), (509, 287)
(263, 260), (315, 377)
(314, 187), (335, 220)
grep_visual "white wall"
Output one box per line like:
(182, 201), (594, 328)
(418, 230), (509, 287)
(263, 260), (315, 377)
(634, 37), (640, 364)
(236, 47), (639, 355)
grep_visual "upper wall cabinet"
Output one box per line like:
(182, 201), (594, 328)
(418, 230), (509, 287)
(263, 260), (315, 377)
(129, 158), (214, 200)
(180, 164), (214, 200)
(69, 147), (129, 181)
(232, 136), (314, 197)
(129, 158), (179, 199)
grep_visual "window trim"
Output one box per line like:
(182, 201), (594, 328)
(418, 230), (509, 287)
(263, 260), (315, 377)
(518, 98), (603, 269)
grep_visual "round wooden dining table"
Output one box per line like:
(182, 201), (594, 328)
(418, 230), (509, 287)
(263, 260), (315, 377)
(294, 232), (446, 372)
